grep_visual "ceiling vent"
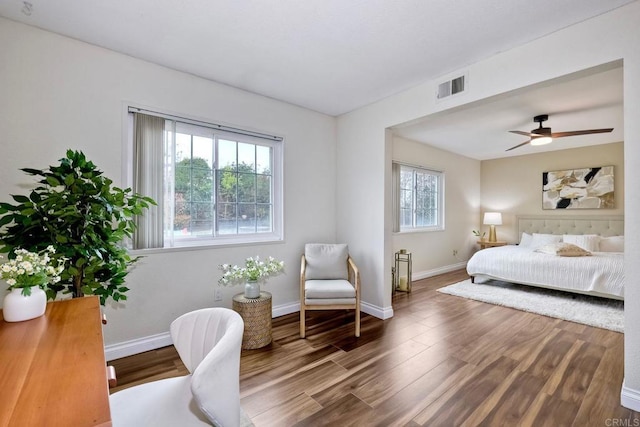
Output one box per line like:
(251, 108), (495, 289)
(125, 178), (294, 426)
(436, 74), (466, 100)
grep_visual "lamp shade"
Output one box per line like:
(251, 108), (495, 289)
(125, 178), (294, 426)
(483, 212), (502, 225)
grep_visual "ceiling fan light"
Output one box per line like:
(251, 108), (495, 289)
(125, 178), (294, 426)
(530, 136), (552, 146)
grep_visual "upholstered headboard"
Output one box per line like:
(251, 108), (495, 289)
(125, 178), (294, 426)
(517, 215), (624, 238)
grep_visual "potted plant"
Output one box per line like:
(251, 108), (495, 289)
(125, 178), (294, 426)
(218, 256), (285, 298)
(0, 150), (155, 305)
(472, 230), (486, 241)
(1, 246), (65, 322)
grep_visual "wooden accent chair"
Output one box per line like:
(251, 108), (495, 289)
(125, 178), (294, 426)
(109, 308), (245, 426)
(300, 243), (361, 338)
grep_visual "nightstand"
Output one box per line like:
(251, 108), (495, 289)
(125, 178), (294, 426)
(477, 240), (507, 250)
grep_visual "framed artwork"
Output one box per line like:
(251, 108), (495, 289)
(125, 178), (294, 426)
(542, 166), (614, 209)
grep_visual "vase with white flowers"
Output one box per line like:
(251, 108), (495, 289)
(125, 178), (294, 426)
(1, 246), (66, 322)
(218, 256), (285, 299)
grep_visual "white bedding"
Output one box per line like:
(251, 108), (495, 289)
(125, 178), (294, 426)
(466, 245), (624, 299)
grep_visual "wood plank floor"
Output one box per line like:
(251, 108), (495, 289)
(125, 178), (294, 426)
(110, 269), (640, 426)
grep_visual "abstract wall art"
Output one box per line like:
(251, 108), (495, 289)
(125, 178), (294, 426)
(542, 166), (614, 209)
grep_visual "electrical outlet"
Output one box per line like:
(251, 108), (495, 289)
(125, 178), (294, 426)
(453, 249), (458, 256)
(214, 289), (222, 301)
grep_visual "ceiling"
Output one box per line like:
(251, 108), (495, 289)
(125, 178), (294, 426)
(393, 64), (624, 160)
(0, 0), (635, 118)
(0, 0), (631, 161)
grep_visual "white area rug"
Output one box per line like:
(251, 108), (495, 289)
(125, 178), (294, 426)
(437, 279), (624, 333)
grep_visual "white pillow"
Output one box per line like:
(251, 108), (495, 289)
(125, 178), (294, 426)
(562, 234), (601, 252)
(519, 232), (533, 248)
(536, 242), (592, 257)
(530, 233), (562, 249)
(599, 235), (624, 252)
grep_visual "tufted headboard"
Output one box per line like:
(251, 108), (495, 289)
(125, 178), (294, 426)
(517, 215), (624, 238)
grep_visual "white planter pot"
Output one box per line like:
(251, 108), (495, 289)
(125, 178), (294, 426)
(244, 281), (260, 299)
(3, 286), (47, 322)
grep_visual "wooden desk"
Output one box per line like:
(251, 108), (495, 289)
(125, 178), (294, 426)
(0, 296), (112, 426)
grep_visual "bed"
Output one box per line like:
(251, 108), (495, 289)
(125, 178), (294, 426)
(466, 215), (625, 300)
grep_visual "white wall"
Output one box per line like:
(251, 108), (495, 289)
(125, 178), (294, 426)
(392, 136), (480, 277)
(481, 142), (624, 242)
(0, 18), (337, 349)
(336, 2), (640, 410)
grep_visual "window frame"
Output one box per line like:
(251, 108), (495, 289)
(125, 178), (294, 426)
(124, 105), (284, 251)
(395, 162), (445, 233)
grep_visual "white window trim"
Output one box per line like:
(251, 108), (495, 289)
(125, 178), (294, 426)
(123, 103), (284, 251)
(393, 161), (445, 233)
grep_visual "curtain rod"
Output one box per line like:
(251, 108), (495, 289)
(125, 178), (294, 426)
(128, 107), (283, 142)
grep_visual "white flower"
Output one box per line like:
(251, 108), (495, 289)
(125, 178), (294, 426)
(0, 247), (67, 291)
(19, 261), (33, 272)
(217, 256), (284, 286)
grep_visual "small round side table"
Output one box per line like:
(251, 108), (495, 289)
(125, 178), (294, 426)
(232, 292), (272, 349)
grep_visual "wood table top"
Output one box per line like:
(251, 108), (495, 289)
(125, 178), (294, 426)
(0, 296), (112, 426)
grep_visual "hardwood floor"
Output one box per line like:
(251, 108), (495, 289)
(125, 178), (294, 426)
(110, 269), (639, 426)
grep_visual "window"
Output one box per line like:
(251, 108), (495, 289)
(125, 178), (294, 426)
(393, 162), (444, 232)
(128, 108), (283, 249)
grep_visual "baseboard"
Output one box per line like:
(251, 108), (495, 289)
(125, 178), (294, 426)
(413, 261), (467, 281)
(621, 380), (640, 412)
(106, 301), (302, 360)
(105, 331), (172, 362)
(362, 301), (393, 319)
(105, 299), (392, 360)
(272, 301), (299, 318)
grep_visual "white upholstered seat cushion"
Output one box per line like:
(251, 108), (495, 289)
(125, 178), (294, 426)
(304, 279), (356, 305)
(110, 376), (211, 426)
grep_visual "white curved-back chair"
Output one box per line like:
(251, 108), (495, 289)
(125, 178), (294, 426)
(109, 308), (244, 426)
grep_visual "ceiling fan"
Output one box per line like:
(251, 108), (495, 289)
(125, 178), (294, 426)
(506, 114), (613, 151)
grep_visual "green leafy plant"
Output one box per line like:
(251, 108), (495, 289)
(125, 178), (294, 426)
(0, 150), (155, 304)
(218, 256), (284, 285)
(472, 230), (486, 239)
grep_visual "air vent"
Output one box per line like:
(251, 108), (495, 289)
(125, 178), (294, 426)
(437, 74), (466, 100)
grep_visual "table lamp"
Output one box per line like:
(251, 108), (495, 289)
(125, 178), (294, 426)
(483, 212), (502, 242)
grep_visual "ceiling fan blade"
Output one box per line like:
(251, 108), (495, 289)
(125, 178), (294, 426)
(509, 130), (537, 137)
(550, 128), (614, 138)
(506, 140), (532, 151)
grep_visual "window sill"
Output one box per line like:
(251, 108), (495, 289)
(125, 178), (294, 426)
(395, 227), (444, 235)
(130, 234), (284, 255)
